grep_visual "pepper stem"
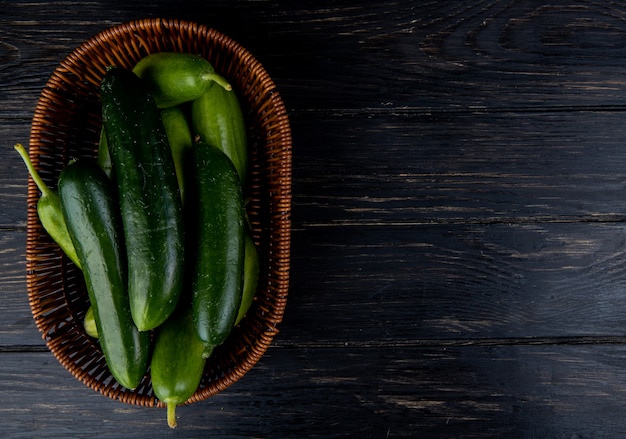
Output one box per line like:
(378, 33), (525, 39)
(14, 143), (52, 197)
(203, 73), (232, 91)
(167, 402), (177, 429)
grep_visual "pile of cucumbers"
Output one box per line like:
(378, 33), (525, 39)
(16, 52), (259, 429)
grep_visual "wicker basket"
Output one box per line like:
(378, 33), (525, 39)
(25, 18), (291, 407)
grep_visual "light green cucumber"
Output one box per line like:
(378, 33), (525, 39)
(83, 306), (98, 338)
(161, 106), (193, 202)
(191, 82), (248, 185)
(235, 231), (259, 325)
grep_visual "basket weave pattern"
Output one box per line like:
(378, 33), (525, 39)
(26, 18), (292, 407)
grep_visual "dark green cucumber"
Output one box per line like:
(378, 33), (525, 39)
(96, 128), (112, 178)
(191, 82), (249, 185)
(14, 143), (82, 269)
(235, 230), (259, 325)
(151, 305), (206, 429)
(101, 106), (192, 202)
(100, 66), (184, 331)
(187, 142), (245, 354)
(59, 160), (150, 389)
(133, 52), (231, 108)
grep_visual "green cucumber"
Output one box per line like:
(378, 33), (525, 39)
(191, 82), (249, 185)
(100, 66), (184, 331)
(161, 106), (193, 203)
(59, 160), (150, 389)
(235, 231), (259, 325)
(14, 143), (82, 269)
(187, 142), (245, 354)
(132, 52), (231, 108)
(101, 106), (192, 202)
(96, 128), (112, 178)
(150, 305), (206, 429)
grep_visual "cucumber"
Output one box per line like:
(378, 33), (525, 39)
(101, 106), (192, 202)
(235, 231), (259, 325)
(187, 142), (245, 354)
(132, 52), (231, 108)
(100, 66), (185, 332)
(150, 305), (206, 429)
(96, 128), (112, 178)
(191, 82), (249, 185)
(83, 306), (98, 338)
(161, 106), (193, 203)
(59, 160), (150, 389)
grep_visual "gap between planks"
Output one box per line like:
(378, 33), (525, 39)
(5, 336), (626, 353)
(293, 104), (626, 118)
(274, 335), (626, 349)
(300, 214), (626, 228)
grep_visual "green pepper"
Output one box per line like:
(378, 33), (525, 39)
(132, 52), (231, 109)
(14, 143), (81, 269)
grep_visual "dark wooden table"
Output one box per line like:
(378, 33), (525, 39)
(4, 1), (626, 437)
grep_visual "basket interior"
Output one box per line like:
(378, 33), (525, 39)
(26, 18), (291, 407)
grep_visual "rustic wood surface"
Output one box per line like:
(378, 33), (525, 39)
(3, 0), (626, 437)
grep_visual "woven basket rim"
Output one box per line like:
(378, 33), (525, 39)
(25, 18), (292, 408)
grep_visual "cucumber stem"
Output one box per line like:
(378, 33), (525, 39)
(203, 73), (232, 91)
(167, 402), (177, 429)
(14, 143), (52, 197)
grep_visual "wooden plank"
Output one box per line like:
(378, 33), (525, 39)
(3, 344), (626, 438)
(285, 222), (626, 343)
(3, 1), (626, 115)
(292, 110), (626, 225)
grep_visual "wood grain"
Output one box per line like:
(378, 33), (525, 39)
(4, 1), (626, 115)
(286, 222), (626, 344)
(292, 110), (626, 225)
